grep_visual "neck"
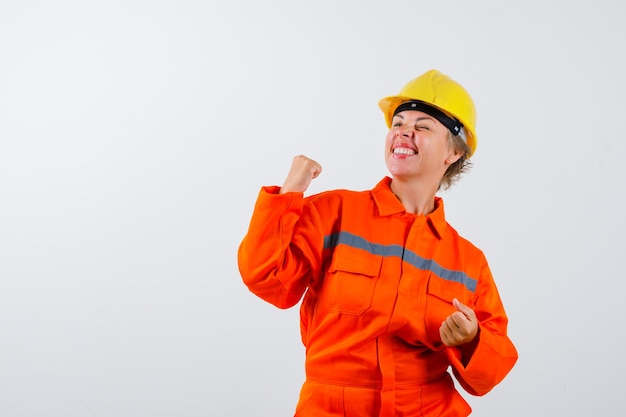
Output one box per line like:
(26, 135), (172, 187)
(389, 177), (439, 215)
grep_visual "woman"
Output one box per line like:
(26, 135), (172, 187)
(238, 69), (518, 416)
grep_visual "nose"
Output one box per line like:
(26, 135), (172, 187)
(396, 125), (413, 138)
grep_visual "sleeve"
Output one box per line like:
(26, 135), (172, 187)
(446, 260), (518, 396)
(237, 186), (325, 309)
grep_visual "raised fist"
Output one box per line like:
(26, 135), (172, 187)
(279, 155), (322, 194)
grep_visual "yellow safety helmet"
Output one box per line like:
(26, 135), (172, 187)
(378, 69), (478, 157)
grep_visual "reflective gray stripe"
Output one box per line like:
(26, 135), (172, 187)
(324, 231), (477, 292)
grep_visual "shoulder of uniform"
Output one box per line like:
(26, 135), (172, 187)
(306, 187), (370, 203)
(444, 223), (484, 255)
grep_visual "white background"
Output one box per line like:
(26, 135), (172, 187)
(1, 1), (624, 416)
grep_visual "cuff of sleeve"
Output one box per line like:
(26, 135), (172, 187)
(256, 186), (304, 211)
(445, 326), (515, 396)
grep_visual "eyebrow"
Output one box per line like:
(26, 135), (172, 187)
(393, 114), (436, 123)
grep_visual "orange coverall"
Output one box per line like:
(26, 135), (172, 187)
(238, 177), (518, 416)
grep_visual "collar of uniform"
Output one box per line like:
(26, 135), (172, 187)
(372, 177), (447, 239)
(427, 197), (447, 239)
(372, 177), (405, 216)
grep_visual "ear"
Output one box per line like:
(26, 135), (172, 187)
(445, 149), (464, 165)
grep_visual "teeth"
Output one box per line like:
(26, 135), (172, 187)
(393, 147), (416, 155)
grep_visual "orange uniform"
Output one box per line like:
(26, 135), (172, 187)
(238, 177), (518, 416)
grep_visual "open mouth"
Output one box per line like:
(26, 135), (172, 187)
(392, 147), (417, 156)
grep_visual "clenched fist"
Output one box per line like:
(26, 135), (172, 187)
(439, 298), (479, 347)
(279, 155), (322, 194)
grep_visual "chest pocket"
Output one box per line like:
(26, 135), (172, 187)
(322, 245), (382, 315)
(424, 274), (474, 343)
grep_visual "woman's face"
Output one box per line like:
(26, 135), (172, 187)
(384, 110), (461, 183)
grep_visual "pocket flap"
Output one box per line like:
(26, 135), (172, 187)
(329, 245), (382, 277)
(427, 274), (471, 305)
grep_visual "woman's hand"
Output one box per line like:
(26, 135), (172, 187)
(439, 298), (479, 347)
(279, 155), (322, 194)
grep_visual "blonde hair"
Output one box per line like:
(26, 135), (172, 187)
(440, 131), (472, 190)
